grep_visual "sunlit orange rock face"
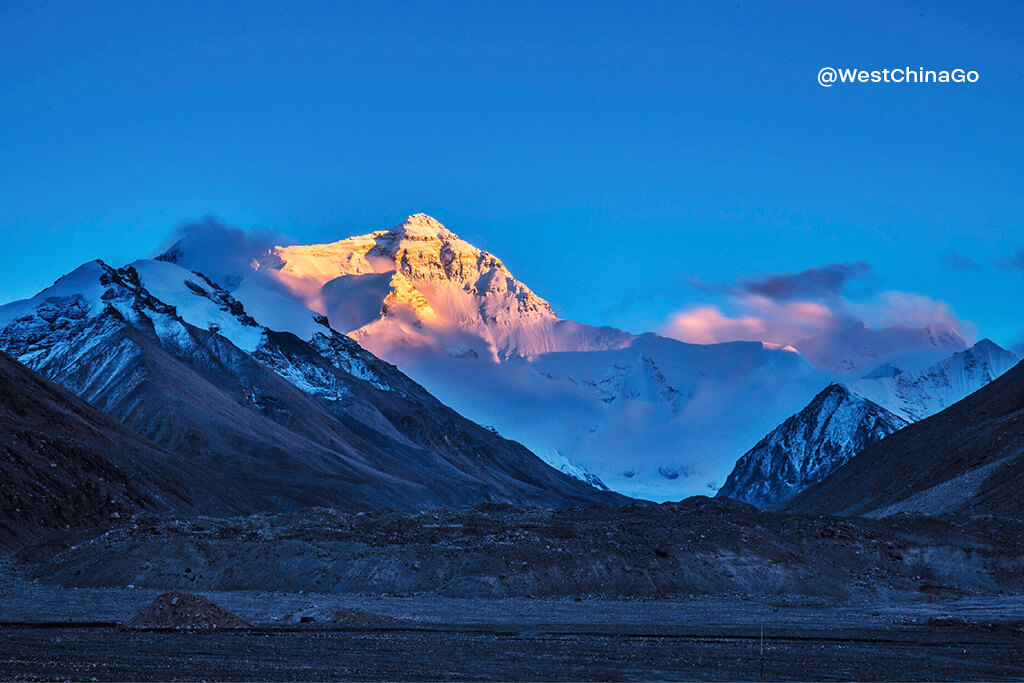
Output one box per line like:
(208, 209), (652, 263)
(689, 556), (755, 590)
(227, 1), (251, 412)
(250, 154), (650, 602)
(256, 213), (629, 362)
(381, 271), (438, 322)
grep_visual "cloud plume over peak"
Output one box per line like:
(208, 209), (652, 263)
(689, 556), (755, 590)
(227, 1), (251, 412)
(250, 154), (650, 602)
(664, 298), (837, 346)
(154, 216), (289, 287)
(852, 290), (973, 336)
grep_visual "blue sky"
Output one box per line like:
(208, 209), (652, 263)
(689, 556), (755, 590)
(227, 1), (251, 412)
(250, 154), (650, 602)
(1, 0), (1022, 347)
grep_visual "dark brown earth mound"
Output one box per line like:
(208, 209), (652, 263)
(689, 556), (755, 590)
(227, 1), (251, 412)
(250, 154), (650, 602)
(126, 591), (250, 630)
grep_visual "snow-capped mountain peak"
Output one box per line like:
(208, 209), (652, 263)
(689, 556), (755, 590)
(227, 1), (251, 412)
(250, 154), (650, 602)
(0, 257), (394, 400)
(389, 212), (451, 236)
(850, 338), (1019, 422)
(238, 214), (630, 361)
(263, 213), (552, 311)
(717, 383), (910, 508)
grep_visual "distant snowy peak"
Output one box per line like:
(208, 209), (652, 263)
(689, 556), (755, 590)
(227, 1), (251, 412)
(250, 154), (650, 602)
(239, 214), (634, 361)
(793, 321), (968, 376)
(261, 213), (554, 314)
(717, 384), (909, 508)
(519, 333), (825, 500)
(851, 338), (1019, 422)
(718, 339), (1018, 509)
(538, 449), (611, 491)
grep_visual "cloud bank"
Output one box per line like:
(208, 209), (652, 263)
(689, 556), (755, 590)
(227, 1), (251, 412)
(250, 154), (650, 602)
(662, 262), (974, 348)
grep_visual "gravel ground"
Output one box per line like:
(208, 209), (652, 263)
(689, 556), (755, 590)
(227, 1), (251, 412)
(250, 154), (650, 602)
(3, 498), (1024, 680)
(16, 500), (1024, 600)
(2, 572), (1024, 680)
(2, 621), (1023, 681)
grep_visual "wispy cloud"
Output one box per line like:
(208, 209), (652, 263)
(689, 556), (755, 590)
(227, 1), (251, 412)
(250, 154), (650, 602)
(737, 262), (871, 301)
(943, 251), (984, 273)
(849, 290), (971, 333)
(997, 247), (1024, 272)
(663, 298), (838, 346)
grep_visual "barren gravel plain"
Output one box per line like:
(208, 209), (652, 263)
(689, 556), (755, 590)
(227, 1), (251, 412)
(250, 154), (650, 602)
(2, 497), (1024, 680)
(2, 585), (1024, 680)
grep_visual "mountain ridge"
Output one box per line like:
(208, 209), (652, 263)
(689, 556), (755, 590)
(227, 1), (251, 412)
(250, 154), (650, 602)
(717, 338), (1017, 509)
(0, 256), (619, 514)
(851, 338), (1018, 421)
(152, 213), (1003, 501)
(784, 356), (1024, 518)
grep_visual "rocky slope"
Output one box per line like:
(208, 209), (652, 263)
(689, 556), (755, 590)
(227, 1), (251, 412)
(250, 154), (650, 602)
(0, 260), (618, 515)
(0, 350), (208, 547)
(717, 384), (909, 508)
(785, 358), (1024, 518)
(20, 498), (1024, 599)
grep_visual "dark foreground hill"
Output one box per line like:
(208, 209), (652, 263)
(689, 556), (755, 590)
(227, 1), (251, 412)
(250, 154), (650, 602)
(0, 350), (205, 547)
(785, 359), (1024, 518)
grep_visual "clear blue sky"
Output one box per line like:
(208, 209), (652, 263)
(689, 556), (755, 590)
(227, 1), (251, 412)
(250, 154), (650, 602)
(1, 1), (1022, 347)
